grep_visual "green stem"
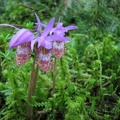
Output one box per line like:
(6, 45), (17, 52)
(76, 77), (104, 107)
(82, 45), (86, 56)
(52, 57), (57, 95)
(28, 55), (38, 120)
(95, 47), (102, 89)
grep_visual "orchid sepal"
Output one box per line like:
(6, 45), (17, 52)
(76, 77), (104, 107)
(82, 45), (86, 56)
(9, 28), (34, 49)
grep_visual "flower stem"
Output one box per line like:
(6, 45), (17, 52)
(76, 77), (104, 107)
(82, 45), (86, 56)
(52, 57), (57, 94)
(95, 46), (102, 89)
(28, 54), (38, 120)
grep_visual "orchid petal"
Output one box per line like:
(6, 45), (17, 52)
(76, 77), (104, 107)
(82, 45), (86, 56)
(42, 18), (55, 37)
(49, 35), (70, 42)
(0, 24), (20, 30)
(41, 40), (52, 49)
(34, 13), (41, 25)
(55, 30), (65, 36)
(9, 29), (34, 49)
(38, 37), (44, 48)
(56, 22), (63, 29)
(64, 26), (78, 32)
(9, 29), (28, 49)
(31, 39), (38, 51)
(34, 13), (47, 36)
(35, 23), (46, 27)
(13, 31), (34, 46)
(34, 13), (42, 36)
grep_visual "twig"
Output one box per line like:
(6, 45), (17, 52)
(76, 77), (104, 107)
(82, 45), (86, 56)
(19, 3), (39, 11)
(102, 82), (111, 87)
(0, 44), (4, 48)
(36, 111), (47, 115)
(96, 109), (115, 115)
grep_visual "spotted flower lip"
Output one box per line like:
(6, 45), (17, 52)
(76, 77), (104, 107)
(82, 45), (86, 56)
(9, 28), (34, 49)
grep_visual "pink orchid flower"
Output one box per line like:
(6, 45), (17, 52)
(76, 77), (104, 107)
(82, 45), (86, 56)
(32, 17), (70, 72)
(10, 28), (34, 65)
(50, 22), (78, 58)
(0, 24), (34, 65)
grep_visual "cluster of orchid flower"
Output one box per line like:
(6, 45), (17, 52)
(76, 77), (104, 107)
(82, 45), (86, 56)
(0, 13), (77, 72)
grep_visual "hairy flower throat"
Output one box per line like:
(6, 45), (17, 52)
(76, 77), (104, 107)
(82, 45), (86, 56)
(15, 43), (31, 66)
(36, 47), (53, 72)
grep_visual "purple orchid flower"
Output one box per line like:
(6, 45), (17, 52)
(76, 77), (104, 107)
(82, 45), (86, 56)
(50, 21), (78, 58)
(10, 28), (34, 66)
(32, 17), (70, 72)
(0, 14), (76, 72)
(0, 24), (34, 65)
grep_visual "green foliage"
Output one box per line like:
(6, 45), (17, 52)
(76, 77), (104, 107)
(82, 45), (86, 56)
(0, 0), (120, 120)
(0, 46), (32, 119)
